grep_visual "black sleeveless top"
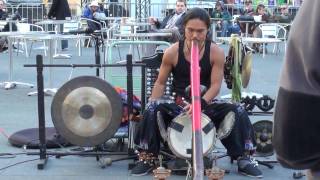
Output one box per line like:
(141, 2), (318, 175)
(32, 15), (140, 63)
(172, 40), (212, 96)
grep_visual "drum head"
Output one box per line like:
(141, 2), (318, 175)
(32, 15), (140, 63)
(167, 113), (216, 159)
(51, 76), (123, 147)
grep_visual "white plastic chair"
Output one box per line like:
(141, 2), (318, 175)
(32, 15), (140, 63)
(79, 17), (107, 47)
(15, 23), (46, 57)
(258, 23), (287, 54)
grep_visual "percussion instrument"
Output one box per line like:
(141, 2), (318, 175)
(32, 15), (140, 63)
(216, 111), (235, 140)
(253, 120), (274, 156)
(167, 113), (216, 159)
(51, 76), (123, 147)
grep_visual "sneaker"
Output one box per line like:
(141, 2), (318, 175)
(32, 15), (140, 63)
(131, 161), (154, 176)
(238, 156), (263, 178)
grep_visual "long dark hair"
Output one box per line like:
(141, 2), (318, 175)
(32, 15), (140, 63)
(183, 7), (211, 29)
(182, 7), (211, 40)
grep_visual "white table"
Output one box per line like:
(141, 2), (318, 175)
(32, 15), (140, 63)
(11, 34), (88, 96)
(217, 37), (282, 58)
(35, 19), (79, 59)
(113, 32), (172, 39)
(113, 32), (172, 60)
(0, 31), (47, 89)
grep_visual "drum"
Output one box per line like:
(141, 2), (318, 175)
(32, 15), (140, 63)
(167, 113), (216, 159)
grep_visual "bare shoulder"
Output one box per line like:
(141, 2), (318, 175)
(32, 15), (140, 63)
(162, 42), (179, 65)
(210, 42), (225, 65)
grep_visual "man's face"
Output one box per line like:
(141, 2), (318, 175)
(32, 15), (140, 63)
(184, 19), (208, 42)
(175, 1), (186, 14)
(281, 7), (288, 14)
(90, 5), (99, 12)
(257, 7), (265, 15)
(245, 1), (252, 10)
(216, 4), (222, 10)
(0, 1), (5, 10)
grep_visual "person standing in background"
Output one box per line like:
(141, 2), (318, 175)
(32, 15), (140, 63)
(273, 1), (320, 179)
(47, 0), (71, 51)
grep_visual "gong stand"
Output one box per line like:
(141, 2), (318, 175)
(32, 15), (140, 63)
(92, 33), (103, 77)
(24, 54), (146, 170)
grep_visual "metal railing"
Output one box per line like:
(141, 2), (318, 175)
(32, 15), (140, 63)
(2, 2), (300, 27)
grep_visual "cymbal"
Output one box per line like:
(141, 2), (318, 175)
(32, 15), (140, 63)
(51, 76), (123, 147)
(241, 51), (252, 88)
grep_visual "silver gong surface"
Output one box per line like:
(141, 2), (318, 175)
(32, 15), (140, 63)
(51, 76), (123, 147)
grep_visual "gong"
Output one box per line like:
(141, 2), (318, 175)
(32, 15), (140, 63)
(253, 120), (274, 156)
(241, 51), (252, 89)
(51, 76), (123, 147)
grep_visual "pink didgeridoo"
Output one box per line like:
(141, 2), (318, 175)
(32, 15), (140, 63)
(190, 40), (204, 179)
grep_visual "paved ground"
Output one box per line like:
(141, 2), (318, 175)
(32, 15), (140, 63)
(0, 39), (306, 180)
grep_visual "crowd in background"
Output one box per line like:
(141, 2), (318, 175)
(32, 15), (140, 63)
(212, 0), (296, 37)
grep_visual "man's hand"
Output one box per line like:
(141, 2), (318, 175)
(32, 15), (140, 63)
(183, 103), (192, 115)
(149, 17), (157, 25)
(183, 98), (208, 116)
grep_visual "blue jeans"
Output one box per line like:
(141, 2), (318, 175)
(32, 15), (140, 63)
(221, 21), (241, 37)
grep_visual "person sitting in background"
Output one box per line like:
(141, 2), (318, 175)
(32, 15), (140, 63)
(274, 4), (293, 23)
(212, 1), (240, 37)
(252, 4), (270, 52)
(252, 3), (270, 36)
(82, 0), (108, 47)
(97, 0), (109, 27)
(0, 0), (19, 32)
(82, 0), (107, 31)
(0, 0), (8, 21)
(238, 0), (255, 36)
(0, 0), (20, 52)
(240, 0), (254, 16)
(149, 0), (186, 43)
(145, 0), (186, 56)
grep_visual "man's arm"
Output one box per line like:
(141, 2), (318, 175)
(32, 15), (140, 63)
(202, 43), (225, 103)
(157, 15), (171, 29)
(82, 7), (93, 19)
(150, 44), (177, 100)
(175, 13), (185, 34)
(94, 12), (107, 21)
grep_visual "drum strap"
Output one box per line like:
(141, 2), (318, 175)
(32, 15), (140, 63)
(202, 122), (214, 134)
(170, 122), (184, 132)
(186, 149), (192, 155)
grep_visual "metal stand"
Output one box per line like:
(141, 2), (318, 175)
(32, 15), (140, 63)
(35, 55), (48, 169)
(0, 36), (34, 90)
(24, 54), (146, 169)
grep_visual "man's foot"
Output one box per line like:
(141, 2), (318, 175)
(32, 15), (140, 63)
(238, 156), (263, 178)
(61, 48), (68, 51)
(131, 161), (154, 176)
